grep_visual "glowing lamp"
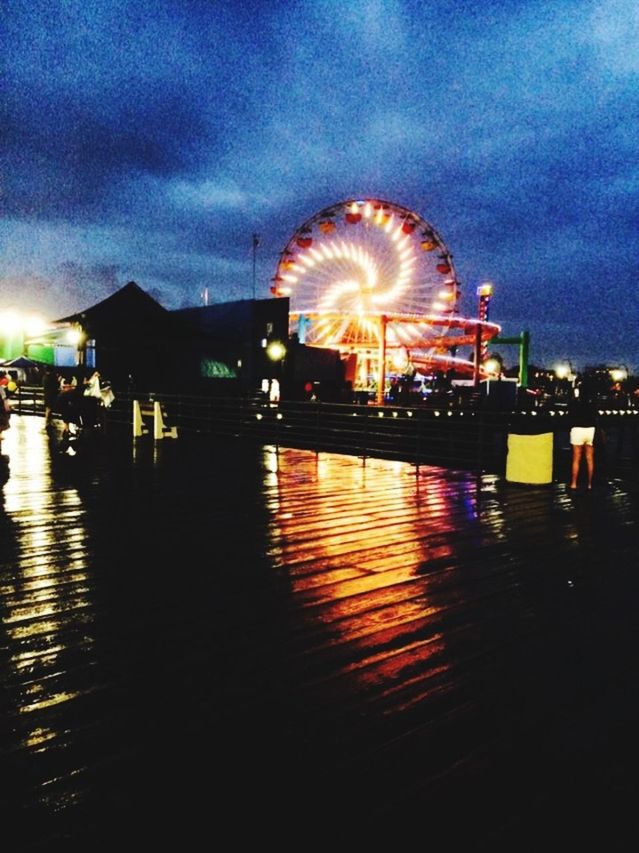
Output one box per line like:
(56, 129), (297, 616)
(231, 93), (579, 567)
(24, 316), (47, 336)
(266, 341), (286, 361)
(477, 283), (494, 298)
(483, 357), (501, 376)
(319, 220), (336, 234)
(402, 220), (416, 234)
(67, 328), (84, 345)
(420, 240), (436, 251)
(296, 236), (312, 249)
(391, 348), (409, 370)
(345, 212), (362, 224)
(610, 368), (627, 383)
(0, 310), (26, 335)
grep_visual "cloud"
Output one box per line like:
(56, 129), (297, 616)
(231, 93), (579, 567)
(1, 0), (637, 368)
(168, 180), (258, 211)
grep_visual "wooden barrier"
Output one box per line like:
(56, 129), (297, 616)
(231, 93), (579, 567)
(133, 400), (178, 439)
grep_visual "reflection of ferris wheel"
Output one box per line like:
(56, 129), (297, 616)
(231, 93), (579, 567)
(272, 198), (500, 395)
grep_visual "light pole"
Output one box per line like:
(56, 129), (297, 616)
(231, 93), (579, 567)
(554, 361), (575, 401)
(477, 282), (493, 363)
(266, 340), (286, 401)
(376, 315), (388, 406)
(252, 233), (261, 300)
(483, 356), (502, 378)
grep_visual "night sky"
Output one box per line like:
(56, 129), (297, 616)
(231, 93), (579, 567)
(2, 0), (637, 371)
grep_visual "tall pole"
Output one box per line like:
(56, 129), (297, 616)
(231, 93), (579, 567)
(473, 323), (482, 387)
(477, 283), (493, 364)
(376, 315), (387, 406)
(492, 330), (531, 390)
(252, 233), (260, 300)
(519, 330), (529, 390)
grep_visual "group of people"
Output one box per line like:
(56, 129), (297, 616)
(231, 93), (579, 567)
(43, 367), (114, 435)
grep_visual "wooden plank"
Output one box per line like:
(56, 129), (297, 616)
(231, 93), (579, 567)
(1, 415), (639, 846)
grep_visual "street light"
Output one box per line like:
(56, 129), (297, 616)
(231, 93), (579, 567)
(610, 367), (628, 383)
(66, 327), (84, 346)
(266, 341), (286, 362)
(252, 233), (261, 300)
(266, 340), (286, 403)
(0, 309), (47, 360)
(554, 361), (576, 401)
(475, 282), (494, 368)
(66, 325), (87, 367)
(483, 356), (501, 377)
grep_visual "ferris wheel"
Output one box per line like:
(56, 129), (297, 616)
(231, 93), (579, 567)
(272, 198), (501, 397)
(271, 198), (461, 355)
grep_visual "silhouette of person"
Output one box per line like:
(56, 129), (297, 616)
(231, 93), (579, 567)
(568, 388), (597, 490)
(43, 367), (59, 426)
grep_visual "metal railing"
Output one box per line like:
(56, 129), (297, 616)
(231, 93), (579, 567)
(13, 385), (639, 478)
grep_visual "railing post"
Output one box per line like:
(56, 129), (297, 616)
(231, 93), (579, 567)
(476, 407), (485, 480)
(361, 403), (368, 466)
(275, 403), (281, 453)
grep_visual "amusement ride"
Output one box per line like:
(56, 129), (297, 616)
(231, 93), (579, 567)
(271, 198), (501, 403)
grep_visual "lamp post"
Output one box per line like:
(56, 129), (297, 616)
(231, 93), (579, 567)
(0, 310), (46, 360)
(476, 282), (493, 363)
(67, 325), (87, 369)
(376, 315), (388, 406)
(252, 233), (261, 300)
(610, 366), (627, 384)
(609, 365), (628, 406)
(554, 361), (575, 401)
(266, 340), (286, 401)
(483, 356), (502, 378)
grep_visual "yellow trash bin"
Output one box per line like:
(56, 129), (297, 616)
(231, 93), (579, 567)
(506, 432), (553, 485)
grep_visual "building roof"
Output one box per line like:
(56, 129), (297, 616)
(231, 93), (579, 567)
(55, 281), (191, 341)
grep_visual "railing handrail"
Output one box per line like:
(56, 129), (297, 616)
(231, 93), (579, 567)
(11, 385), (639, 478)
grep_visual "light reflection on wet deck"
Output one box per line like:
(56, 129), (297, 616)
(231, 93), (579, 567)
(2, 415), (639, 847)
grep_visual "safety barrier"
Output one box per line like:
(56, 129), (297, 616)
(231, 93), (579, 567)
(132, 400), (178, 440)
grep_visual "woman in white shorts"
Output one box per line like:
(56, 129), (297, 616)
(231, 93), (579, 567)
(568, 391), (597, 490)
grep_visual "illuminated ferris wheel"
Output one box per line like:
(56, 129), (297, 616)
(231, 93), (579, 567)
(272, 198), (461, 353)
(272, 198), (500, 395)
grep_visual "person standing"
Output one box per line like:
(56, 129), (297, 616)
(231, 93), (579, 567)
(0, 377), (11, 452)
(82, 369), (103, 429)
(568, 387), (598, 490)
(43, 367), (59, 427)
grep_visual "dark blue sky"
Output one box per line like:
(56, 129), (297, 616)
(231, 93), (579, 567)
(2, 0), (637, 370)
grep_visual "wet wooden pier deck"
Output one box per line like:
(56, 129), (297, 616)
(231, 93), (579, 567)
(2, 415), (639, 849)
